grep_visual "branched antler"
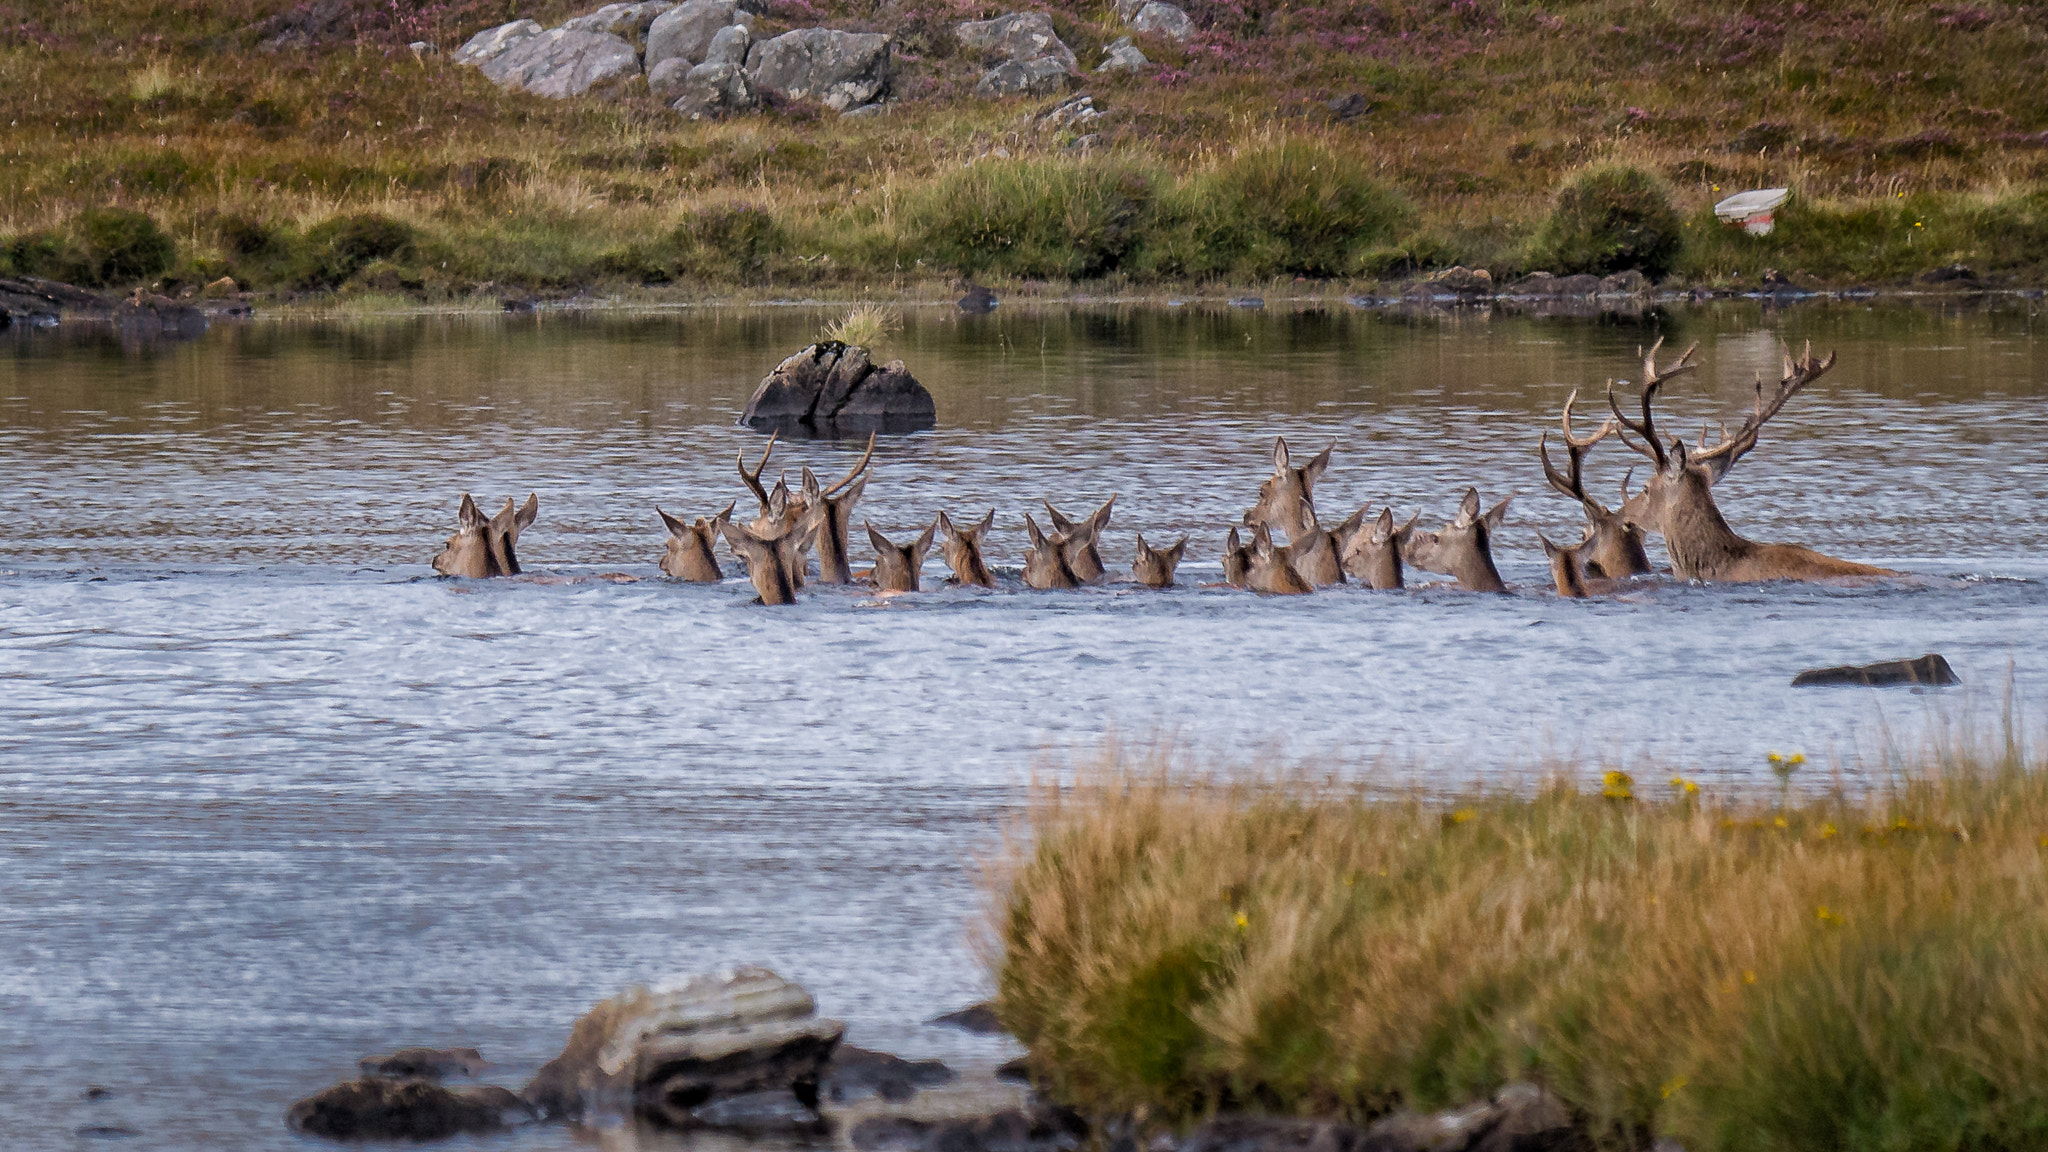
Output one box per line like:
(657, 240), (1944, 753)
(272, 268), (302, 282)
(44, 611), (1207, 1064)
(1539, 388), (1618, 514)
(1685, 340), (1836, 481)
(1606, 337), (1700, 469)
(737, 432), (779, 516)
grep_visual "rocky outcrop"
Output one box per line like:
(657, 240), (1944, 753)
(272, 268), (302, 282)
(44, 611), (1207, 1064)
(646, 0), (758, 72)
(671, 62), (759, 118)
(1117, 0), (1195, 39)
(1037, 93), (1102, 132)
(117, 292), (210, 339)
(746, 28), (892, 111)
(1097, 36), (1148, 72)
(452, 19), (543, 64)
(480, 27), (641, 97)
(976, 57), (1070, 98)
(287, 1078), (534, 1141)
(522, 967), (844, 1128)
(1793, 653), (1958, 688)
(739, 342), (937, 436)
(956, 13), (1077, 71)
(563, 1), (674, 39)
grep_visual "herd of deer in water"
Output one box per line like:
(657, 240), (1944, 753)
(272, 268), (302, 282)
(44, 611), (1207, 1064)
(431, 340), (1900, 604)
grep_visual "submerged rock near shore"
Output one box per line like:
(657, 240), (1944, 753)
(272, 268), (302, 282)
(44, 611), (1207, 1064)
(739, 341), (937, 437)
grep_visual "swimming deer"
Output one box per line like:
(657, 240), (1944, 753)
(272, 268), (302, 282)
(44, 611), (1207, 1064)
(719, 508), (823, 605)
(1130, 532), (1188, 588)
(800, 433), (876, 584)
(737, 434), (815, 586)
(1244, 437), (1343, 586)
(656, 502), (734, 582)
(1222, 527), (1252, 588)
(867, 520), (936, 593)
(1338, 506), (1419, 590)
(1044, 496), (1116, 583)
(1537, 532), (1598, 598)
(1403, 489), (1512, 592)
(432, 493), (537, 578)
(1022, 513), (1082, 590)
(1606, 342), (1896, 583)
(937, 510), (997, 587)
(1538, 391), (1652, 579)
(1244, 525), (1314, 595)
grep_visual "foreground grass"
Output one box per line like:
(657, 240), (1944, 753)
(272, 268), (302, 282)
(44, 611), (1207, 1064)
(990, 730), (2048, 1151)
(6, 0), (2048, 296)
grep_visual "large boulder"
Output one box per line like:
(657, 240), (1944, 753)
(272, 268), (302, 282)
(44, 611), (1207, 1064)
(480, 28), (642, 97)
(452, 19), (543, 64)
(646, 0), (757, 71)
(522, 967), (844, 1128)
(563, 1), (675, 39)
(739, 342), (937, 436)
(1793, 653), (1959, 688)
(287, 1079), (534, 1141)
(704, 23), (752, 65)
(746, 29), (891, 111)
(975, 57), (1070, 99)
(1096, 36), (1148, 72)
(671, 61), (759, 118)
(954, 13), (1076, 71)
(1130, 1), (1195, 39)
(358, 1047), (487, 1080)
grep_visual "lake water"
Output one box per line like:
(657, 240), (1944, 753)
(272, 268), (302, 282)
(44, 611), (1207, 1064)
(2, 298), (2045, 1150)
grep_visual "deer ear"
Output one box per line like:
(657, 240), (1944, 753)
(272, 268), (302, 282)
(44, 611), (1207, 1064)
(458, 493), (485, 529)
(1042, 500), (1074, 534)
(515, 493), (539, 531)
(1485, 497), (1511, 531)
(1271, 436), (1291, 475)
(1303, 443), (1333, 487)
(715, 501), (735, 526)
(802, 467), (821, 497)
(1133, 531), (1151, 556)
(914, 519), (937, 555)
(1090, 494), (1116, 531)
(1455, 488), (1481, 527)
(1537, 532), (1564, 558)
(1025, 513), (1047, 549)
(657, 506), (690, 536)
(1227, 525), (1242, 550)
(1165, 536), (1188, 563)
(841, 470), (869, 505)
(489, 499), (519, 536)
(975, 509), (995, 535)
(1373, 506), (1395, 539)
(936, 510), (955, 536)
(866, 522), (892, 554)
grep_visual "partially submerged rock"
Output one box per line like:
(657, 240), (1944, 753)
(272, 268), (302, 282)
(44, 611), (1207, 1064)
(739, 342), (936, 436)
(824, 1046), (957, 1103)
(747, 28), (891, 111)
(927, 1001), (1005, 1033)
(358, 1046), (487, 1080)
(850, 1105), (1088, 1152)
(1793, 653), (1958, 688)
(288, 1078), (533, 1141)
(1179, 1084), (1582, 1152)
(522, 966), (844, 1128)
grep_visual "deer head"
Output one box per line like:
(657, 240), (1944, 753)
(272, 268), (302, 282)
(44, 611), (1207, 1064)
(656, 501), (733, 583)
(1044, 495), (1116, 583)
(1246, 524), (1314, 595)
(1538, 390), (1651, 579)
(867, 519), (936, 593)
(1222, 527), (1252, 588)
(433, 493), (537, 577)
(1340, 506), (1419, 590)
(937, 509), (996, 587)
(1130, 532), (1188, 588)
(1537, 531), (1591, 598)
(1403, 489), (1511, 592)
(1022, 513), (1082, 590)
(801, 433), (875, 585)
(719, 508), (822, 606)
(1246, 436), (1333, 541)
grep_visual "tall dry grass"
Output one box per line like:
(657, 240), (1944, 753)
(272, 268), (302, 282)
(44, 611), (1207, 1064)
(988, 723), (2048, 1150)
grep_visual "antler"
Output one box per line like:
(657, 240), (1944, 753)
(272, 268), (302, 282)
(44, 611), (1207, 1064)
(1538, 388), (1617, 512)
(1685, 341), (1836, 480)
(737, 432), (779, 514)
(1606, 337), (1700, 469)
(821, 431), (876, 498)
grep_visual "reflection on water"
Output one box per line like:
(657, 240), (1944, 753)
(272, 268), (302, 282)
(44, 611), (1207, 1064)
(1, 301), (2044, 1151)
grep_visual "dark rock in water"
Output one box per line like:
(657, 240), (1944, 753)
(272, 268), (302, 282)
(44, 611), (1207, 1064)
(1182, 1083), (1581, 1152)
(117, 292), (208, 339)
(82, 1085), (113, 1100)
(359, 1046), (487, 1080)
(995, 1055), (1033, 1083)
(689, 1088), (830, 1131)
(1597, 270), (1647, 296)
(1555, 273), (1603, 297)
(851, 1105), (1087, 1152)
(739, 341), (936, 437)
(502, 295), (537, 313)
(288, 1078), (533, 1141)
(957, 281), (999, 312)
(1181, 1115), (1363, 1152)
(1228, 296), (1265, 308)
(825, 1046), (956, 1103)
(74, 1126), (141, 1139)
(1919, 262), (1977, 285)
(1792, 653), (1959, 688)
(1, 275), (109, 323)
(928, 1001), (1005, 1033)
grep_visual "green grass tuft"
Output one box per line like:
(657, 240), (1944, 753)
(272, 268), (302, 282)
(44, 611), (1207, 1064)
(1531, 165), (1684, 279)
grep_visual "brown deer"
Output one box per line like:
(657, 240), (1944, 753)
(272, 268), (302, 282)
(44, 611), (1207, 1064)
(1403, 489), (1512, 592)
(1538, 390), (1652, 579)
(719, 509), (823, 605)
(1537, 532), (1598, 598)
(1244, 437), (1343, 586)
(1022, 513), (1082, 590)
(656, 502), (734, 582)
(1607, 341), (1896, 583)
(867, 520), (936, 593)
(799, 433), (876, 584)
(1130, 532), (1189, 588)
(1222, 527), (1253, 588)
(1246, 524), (1314, 595)
(433, 493), (537, 578)
(1044, 496), (1116, 583)
(1337, 506), (1419, 590)
(937, 510), (997, 587)
(737, 435), (817, 587)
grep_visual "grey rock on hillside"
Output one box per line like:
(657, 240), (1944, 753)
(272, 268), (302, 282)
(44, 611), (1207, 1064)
(1130, 1), (1194, 40)
(563, 1), (675, 39)
(646, 0), (758, 72)
(704, 23), (751, 65)
(452, 19), (543, 64)
(671, 62), (759, 119)
(480, 28), (641, 97)
(975, 57), (1070, 99)
(1096, 36), (1148, 72)
(955, 13), (1076, 71)
(746, 29), (891, 111)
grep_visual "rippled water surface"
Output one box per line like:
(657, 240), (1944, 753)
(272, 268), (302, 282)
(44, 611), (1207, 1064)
(2, 300), (2045, 1150)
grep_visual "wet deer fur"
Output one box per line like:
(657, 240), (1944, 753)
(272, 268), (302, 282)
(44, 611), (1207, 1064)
(1335, 505), (1420, 590)
(656, 502), (733, 582)
(433, 493), (537, 578)
(1245, 437), (1343, 586)
(1404, 489), (1512, 592)
(1130, 532), (1189, 588)
(1022, 513), (1083, 590)
(719, 508), (823, 606)
(799, 433), (876, 584)
(1222, 527), (1253, 588)
(1043, 495), (1116, 583)
(937, 510), (997, 587)
(1538, 391), (1652, 579)
(1607, 340), (1896, 583)
(867, 520), (937, 593)
(1246, 524), (1315, 595)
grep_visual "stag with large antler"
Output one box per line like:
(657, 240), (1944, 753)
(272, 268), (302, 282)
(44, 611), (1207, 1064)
(1605, 338), (1896, 583)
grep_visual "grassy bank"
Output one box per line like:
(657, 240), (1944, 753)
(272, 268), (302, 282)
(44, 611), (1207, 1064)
(5, 0), (2048, 298)
(989, 728), (2048, 1151)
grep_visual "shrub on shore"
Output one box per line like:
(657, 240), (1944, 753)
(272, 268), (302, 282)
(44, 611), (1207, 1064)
(1530, 165), (1684, 279)
(905, 158), (1159, 280)
(990, 735), (2048, 1151)
(1146, 141), (1407, 279)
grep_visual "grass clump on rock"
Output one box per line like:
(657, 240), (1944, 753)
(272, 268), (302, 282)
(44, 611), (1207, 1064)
(990, 734), (2048, 1151)
(1531, 165), (1684, 279)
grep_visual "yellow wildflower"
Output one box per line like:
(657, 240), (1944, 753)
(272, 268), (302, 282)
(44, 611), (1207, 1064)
(1820, 822), (1838, 839)
(1817, 906), (1844, 926)
(1602, 770), (1635, 801)
(1450, 808), (1477, 825)
(1661, 1076), (1688, 1099)
(1774, 816), (1789, 829)
(1743, 970), (1757, 985)
(1233, 911), (1249, 931)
